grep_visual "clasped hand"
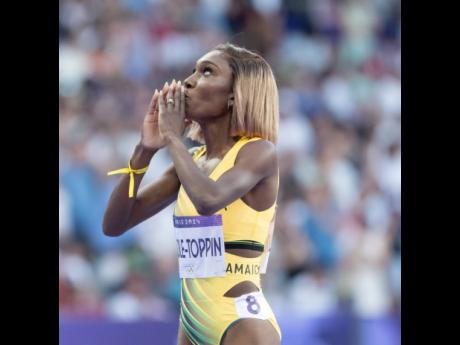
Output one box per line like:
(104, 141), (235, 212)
(141, 80), (190, 150)
(158, 80), (187, 143)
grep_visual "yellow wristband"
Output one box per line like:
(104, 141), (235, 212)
(107, 161), (148, 198)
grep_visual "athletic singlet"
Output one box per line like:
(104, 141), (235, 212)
(173, 136), (281, 345)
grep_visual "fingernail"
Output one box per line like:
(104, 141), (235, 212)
(154, 89), (158, 95)
(177, 81), (181, 86)
(173, 79), (176, 84)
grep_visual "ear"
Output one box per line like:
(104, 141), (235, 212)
(228, 94), (234, 108)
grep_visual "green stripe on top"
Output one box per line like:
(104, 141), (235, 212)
(225, 240), (264, 252)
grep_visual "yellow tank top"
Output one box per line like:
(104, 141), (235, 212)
(174, 137), (277, 249)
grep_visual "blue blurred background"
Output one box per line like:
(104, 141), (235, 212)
(59, 0), (400, 344)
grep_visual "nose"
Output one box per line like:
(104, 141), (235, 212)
(184, 74), (195, 89)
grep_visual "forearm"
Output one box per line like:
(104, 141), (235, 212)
(103, 143), (157, 236)
(166, 136), (220, 214)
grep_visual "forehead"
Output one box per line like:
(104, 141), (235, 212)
(196, 50), (230, 70)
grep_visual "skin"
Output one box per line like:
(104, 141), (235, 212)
(103, 50), (280, 345)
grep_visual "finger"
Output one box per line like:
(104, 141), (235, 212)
(171, 79), (176, 97)
(180, 84), (185, 116)
(174, 81), (181, 112)
(167, 80), (175, 109)
(161, 82), (169, 103)
(153, 89), (159, 106)
(158, 90), (165, 114)
(148, 89), (158, 106)
(146, 89), (159, 116)
(171, 79), (177, 98)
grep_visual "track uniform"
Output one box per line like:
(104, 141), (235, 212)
(174, 136), (281, 345)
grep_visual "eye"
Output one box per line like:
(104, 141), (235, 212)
(203, 66), (212, 76)
(192, 68), (196, 74)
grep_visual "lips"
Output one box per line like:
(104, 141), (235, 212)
(184, 94), (190, 113)
(184, 94), (190, 107)
(184, 94), (190, 118)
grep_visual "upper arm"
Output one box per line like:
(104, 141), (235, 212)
(199, 140), (277, 214)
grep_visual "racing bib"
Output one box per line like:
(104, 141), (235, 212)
(173, 215), (226, 278)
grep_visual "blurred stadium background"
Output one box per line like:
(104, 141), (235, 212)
(59, 0), (400, 344)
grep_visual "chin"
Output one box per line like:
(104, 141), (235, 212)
(187, 116), (204, 124)
(184, 108), (203, 121)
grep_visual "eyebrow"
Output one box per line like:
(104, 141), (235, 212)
(195, 60), (220, 71)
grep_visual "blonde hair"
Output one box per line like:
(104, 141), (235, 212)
(187, 43), (279, 144)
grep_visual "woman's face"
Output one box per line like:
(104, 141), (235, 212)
(183, 50), (233, 121)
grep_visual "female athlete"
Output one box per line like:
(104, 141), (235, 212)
(103, 43), (281, 345)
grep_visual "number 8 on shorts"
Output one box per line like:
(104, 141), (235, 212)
(235, 291), (270, 319)
(246, 295), (261, 314)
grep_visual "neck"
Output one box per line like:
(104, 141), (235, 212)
(200, 114), (238, 159)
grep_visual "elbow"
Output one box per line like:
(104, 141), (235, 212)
(194, 197), (219, 216)
(103, 227), (121, 237)
(195, 206), (215, 216)
(102, 219), (125, 237)
(102, 226), (121, 237)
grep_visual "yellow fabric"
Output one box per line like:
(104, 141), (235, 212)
(175, 136), (281, 344)
(175, 136), (277, 244)
(180, 254), (282, 343)
(107, 161), (148, 198)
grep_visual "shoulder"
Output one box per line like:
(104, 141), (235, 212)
(238, 138), (277, 160)
(235, 138), (277, 172)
